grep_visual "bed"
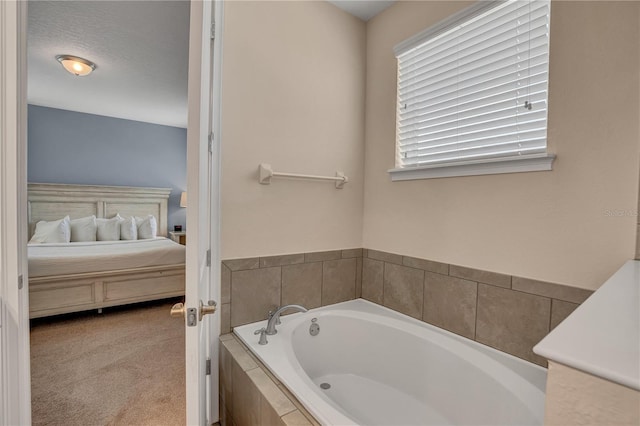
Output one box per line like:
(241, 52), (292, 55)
(27, 183), (185, 318)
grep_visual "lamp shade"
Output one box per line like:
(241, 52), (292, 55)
(180, 192), (187, 208)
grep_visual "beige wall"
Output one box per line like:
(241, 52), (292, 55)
(363, 1), (640, 290)
(220, 1), (366, 259)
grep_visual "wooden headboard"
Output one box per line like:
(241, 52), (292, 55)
(27, 183), (171, 237)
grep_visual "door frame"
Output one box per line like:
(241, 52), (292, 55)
(0, 0), (222, 424)
(0, 0), (31, 424)
(185, 0), (223, 424)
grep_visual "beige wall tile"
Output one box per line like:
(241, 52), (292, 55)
(231, 267), (281, 327)
(636, 224), (640, 260)
(341, 248), (363, 258)
(247, 368), (296, 417)
(403, 256), (449, 275)
(277, 385), (320, 426)
(383, 263), (424, 319)
(512, 277), (593, 304)
(423, 272), (477, 340)
(322, 258), (357, 305)
(304, 250), (341, 262)
(221, 263), (232, 304)
(223, 339), (258, 372)
(355, 256), (362, 298)
(223, 258), (260, 272)
(367, 249), (403, 265)
(476, 284), (550, 366)
(361, 258), (384, 304)
(220, 340), (233, 412)
(221, 303), (231, 334)
(261, 397), (285, 426)
(282, 262), (322, 309)
(281, 410), (313, 426)
(260, 254), (305, 268)
(550, 299), (580, 330)
(449, 265), (511, 289)
(219, 333), (235, 342)
(231, 363), (261, 426)
(224, 333), (319, 425)
(220, 398), (233, 426)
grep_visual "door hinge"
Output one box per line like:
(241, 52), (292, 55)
(206, 249), (211, 267)
(210, 21), (215, 40)
(205, 358), (211, 375)
(18, 274), (23, 290)
(208, 132), (214, 153)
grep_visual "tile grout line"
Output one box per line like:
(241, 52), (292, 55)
(279, 265), (283, 308)
(547, 298), (553, 333)
(381, 260), (386, 305)
(320, 260), (325, 306)
(419, 269), (425, 319)
(473, 281), (479, 341)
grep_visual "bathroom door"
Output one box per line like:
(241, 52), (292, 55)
(183, 0), (223, 424)
(0, 1), (31, 424)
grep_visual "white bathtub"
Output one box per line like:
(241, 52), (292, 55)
(234, 299), (546, 426)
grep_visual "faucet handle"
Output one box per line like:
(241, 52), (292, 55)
(268, 309), (281, 325)
(254, 327), (268, 345)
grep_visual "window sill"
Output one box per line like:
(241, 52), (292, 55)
(388, 154), (556, 181)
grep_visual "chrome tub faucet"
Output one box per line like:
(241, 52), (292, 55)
(265, 304), (308, 335)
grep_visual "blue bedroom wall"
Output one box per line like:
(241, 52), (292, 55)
(27, 105), (187, 233)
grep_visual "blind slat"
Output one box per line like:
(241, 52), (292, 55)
(399, 37), (549, 97)
(399, 13), (549, 82)
(396, 0), (550, 168)
(399, 108), (549, 142)
(399, 83), (549, 126)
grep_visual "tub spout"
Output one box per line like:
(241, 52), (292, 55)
(265, 304), (308, 335)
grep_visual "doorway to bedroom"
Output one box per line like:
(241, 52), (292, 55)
(26, 1), (191, 424)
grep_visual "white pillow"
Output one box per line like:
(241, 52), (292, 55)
(135, 215), (157, 239)
(30, 216), (71, 243)
(70, 215), (97, 242)
(119, 215), (137, 240)
(96, 217), (121, 241)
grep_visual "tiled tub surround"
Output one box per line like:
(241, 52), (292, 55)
(220, 249), (363, 334)
(361, 249), (594, 366)
(219, 333), (318, 426)
(221, 248), (592, 367)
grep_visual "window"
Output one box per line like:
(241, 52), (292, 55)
(390, 0), (555, 181)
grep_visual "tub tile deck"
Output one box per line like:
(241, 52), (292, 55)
(220, 334), (318, 426)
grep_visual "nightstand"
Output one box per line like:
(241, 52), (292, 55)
(169, 231), (186, 245)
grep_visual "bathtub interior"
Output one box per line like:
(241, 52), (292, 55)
(289, 312), (545, 425)
(234, 299), (547, 426)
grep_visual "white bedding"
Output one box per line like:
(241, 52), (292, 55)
(28, 237), (185, 278)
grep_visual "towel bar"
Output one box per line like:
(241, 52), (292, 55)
(258, 163), (348, 189)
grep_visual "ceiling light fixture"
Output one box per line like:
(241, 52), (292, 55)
(55, 55), (96, 76)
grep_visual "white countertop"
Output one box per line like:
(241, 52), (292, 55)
(534, 260), (640, 390)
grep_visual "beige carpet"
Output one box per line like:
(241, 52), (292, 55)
(30, 299), (186, 426)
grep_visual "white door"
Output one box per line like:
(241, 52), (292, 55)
(0, 0), (223, 424)
(182, 0), (222, 425)
(0, 1), (32, 425)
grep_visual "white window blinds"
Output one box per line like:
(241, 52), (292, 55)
(394, 0), (551, 170)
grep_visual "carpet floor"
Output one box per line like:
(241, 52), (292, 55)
(30, 299), (186, 426)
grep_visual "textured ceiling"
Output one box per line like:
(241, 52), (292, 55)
(28, 1), (190, 128)
(27, 1), (393, 128)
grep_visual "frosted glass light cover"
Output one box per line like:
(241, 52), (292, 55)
(56, 55), (96, 76)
